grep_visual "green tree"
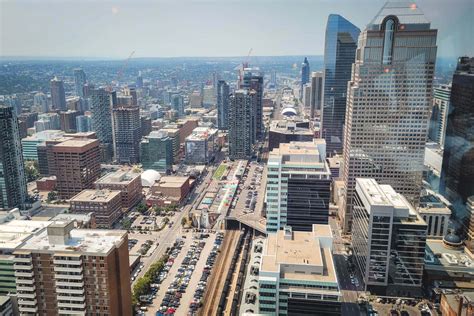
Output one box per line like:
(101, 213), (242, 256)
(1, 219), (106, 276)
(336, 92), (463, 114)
(132, 277), (151, 301)
(47, 191), (57, 202)
(181, 217), (187, 227)
(122, 218), (132, 230)
(136, 202), (148, 214)
(25, 160), (40, 182)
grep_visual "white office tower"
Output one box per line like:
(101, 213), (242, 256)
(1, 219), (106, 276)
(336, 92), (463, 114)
(352, 178), (427, 297)
(341, 2), (437, 232)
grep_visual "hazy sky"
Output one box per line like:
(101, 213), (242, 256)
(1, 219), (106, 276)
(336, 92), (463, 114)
(1, 0), (472, 58)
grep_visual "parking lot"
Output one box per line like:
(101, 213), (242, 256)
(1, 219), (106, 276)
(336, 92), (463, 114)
(144, 230), (223, 316)
(365, 297), (437, 316)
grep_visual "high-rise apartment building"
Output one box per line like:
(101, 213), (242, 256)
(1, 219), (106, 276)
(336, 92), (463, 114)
(112, 106), (141, 164)
(310, 71), (323, 119)
(266, 140), (331, 233)
(49, 138), (101, 199)
(352, 178), (427, 297)
(240, 69), (264, 139)
(341, 3), (437, 232)
(0, 106), (28, 210)
(300, 57), (310, 99)
(136, 71), (143, 89)
(59, 110), (80, 133)
(228, 90), (256, 160)
(217, 80), (230, 130)
(13, 220), (132, 315)
(429, 85), (451, 148)
(50, 77), (67, 111)
(170, 94), (184, 117)
(258, 225), (341, 315)
(302, 83), (312, 108)
(141, 131), (173, 172)
(90, 88), (116, 161)
(76, 115), (92, 132)
(440, 57), (474, 219)
(322, 14), (360, 156)
(73, 68), (87, 98)
(33, 92), (49, 113)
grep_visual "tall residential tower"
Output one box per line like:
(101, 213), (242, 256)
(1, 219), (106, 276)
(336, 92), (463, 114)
(0, 106), (28, 210)
(217, 80), (230, 130)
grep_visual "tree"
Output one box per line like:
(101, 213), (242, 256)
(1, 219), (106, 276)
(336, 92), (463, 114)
(163, 217), (170, 225)
(136, 202), (148, 214)
(25, 161), (40, 182)
(122, 218), (132, 230)
(152, 205), (162, 216)
(47, 191), (57, 202)
(132, 277), (151, 301)
(181, 217), (187, 227)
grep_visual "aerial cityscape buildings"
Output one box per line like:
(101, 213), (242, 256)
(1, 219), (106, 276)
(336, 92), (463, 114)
(0, 1), (472, 315)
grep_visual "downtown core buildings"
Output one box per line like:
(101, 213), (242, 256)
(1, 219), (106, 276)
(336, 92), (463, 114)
(341, 2), (438, 232)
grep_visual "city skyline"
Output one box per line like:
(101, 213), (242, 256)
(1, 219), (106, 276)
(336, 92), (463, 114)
(1, 0), (472, 59)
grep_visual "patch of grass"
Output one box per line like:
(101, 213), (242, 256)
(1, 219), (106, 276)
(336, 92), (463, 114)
(213, 164), (227, 180)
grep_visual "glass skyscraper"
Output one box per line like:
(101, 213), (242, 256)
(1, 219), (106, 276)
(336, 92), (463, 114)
(440, 57), (474, 220)
(341, 2), (438, 232)
(322, 14), (360, 156)
(300, 57), (310, 100)
(0, 105), (28, 210)
(217, 80), (230, 130)
(74, 68), (87, 98)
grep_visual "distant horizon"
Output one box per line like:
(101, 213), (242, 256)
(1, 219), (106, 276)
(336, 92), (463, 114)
(1, 0), (472, 59)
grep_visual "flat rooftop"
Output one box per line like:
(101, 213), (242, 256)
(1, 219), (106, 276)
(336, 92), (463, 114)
(17, 227), (126, 255)
(96, 168), (141, 185)
(261, 225), (337, 283)
(53, 138), (98, 149)
(156, 176), (189, 188)
(70, 189), (121, 203)
(0, 220), (52, 250)
(425, 239), (474, 270)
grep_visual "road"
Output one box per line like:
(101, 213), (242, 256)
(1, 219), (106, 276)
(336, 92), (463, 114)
(329, 217), (365, 316)
(133, 166), (216, 285)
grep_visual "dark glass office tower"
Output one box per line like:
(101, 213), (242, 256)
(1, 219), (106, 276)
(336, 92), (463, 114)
(217, 80), (230, 130)
(440, 57), (474, 219)
(0, 106), (28, 210)
(74, 68), (87, 98)
(90, 88), (117, 162)
(300, 57), (310, 99)
(322, 14), (360, 156)
(50, 76), (67, 111)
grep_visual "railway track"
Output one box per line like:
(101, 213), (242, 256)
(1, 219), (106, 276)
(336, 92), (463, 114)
(199, 230), (239, 316)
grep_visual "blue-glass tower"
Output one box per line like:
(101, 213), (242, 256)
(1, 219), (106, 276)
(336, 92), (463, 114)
(322, 14), (360, 156)
(300, 57), (310, 99)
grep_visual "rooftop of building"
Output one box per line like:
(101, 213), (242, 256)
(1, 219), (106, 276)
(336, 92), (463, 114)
(269, 119), (313, 135)
(17, 224), (126, 255)
(261, 225), (337, 283)
(70, 189), (121, 203)
(356, 178), (425, 225)
(22, 130), (65, 142)
(95, 168), (142, 185)
(0, 220), (52, 250)
(155, 176), (189, 188)
(425, 239), (474, 270)
(443, 291), (474, 314)
(368, 1), (430, 29)
(269, 139), (328, 168)
(186, 126), (218, 141)
(53, 138), (98, 149)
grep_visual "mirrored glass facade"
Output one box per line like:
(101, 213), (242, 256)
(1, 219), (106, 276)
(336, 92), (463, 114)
(322, 14), (360, 156)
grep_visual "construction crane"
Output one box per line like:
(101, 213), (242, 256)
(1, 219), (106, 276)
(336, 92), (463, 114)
(114, 50), (135, 87)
